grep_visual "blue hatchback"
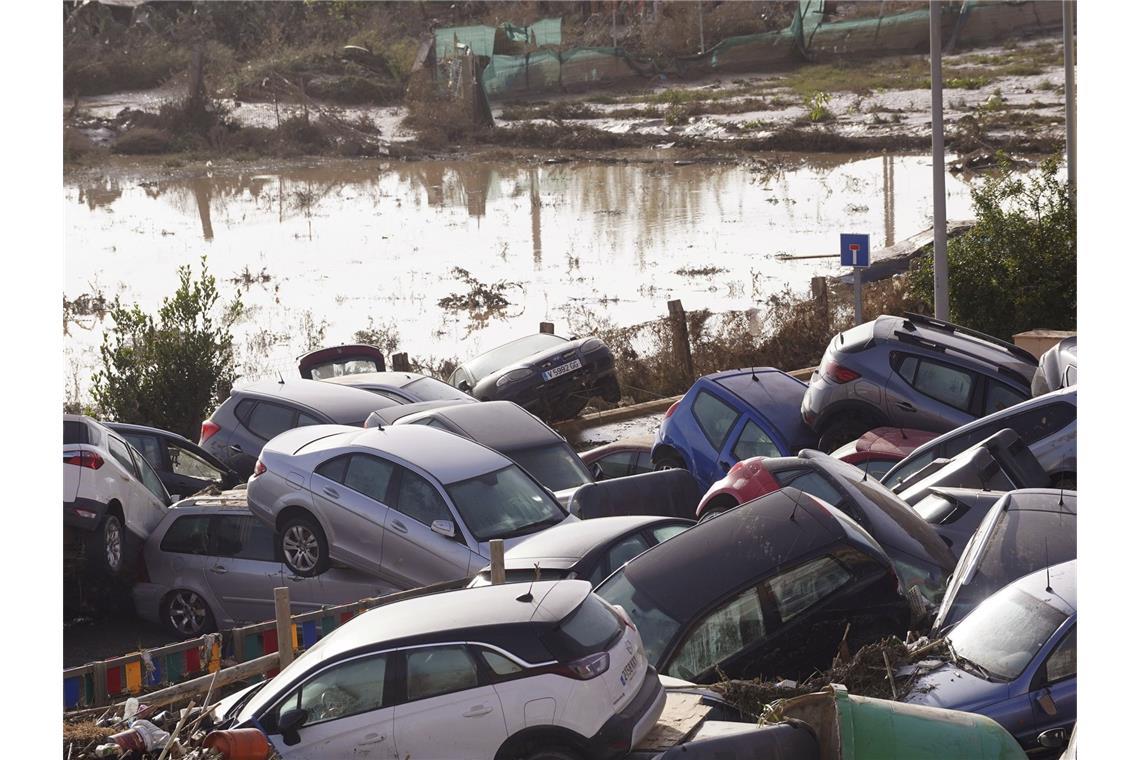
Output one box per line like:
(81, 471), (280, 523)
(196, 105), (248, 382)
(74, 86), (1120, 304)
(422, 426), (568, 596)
(651, 369), (817, 493)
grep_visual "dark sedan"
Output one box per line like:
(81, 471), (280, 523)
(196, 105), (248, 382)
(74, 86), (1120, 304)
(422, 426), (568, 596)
(448, 333), (620, 420)
(103, 421), (240, 498)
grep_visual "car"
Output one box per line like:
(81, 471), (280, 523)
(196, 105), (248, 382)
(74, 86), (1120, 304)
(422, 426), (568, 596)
(467, 516), (693, 588)
(910, 487), (1005, 559)
(64, 414), (173, 577)
(932, 489), (1076, 636)
(881, 386), (1077, 492)
(321, 370), (476, 404)
(394, 400), (594, 506)
(801, 313), (1038, 451)
(363, 399), (475, 428)
(247, 424), (575, 586)
(134, 498), (399, 637)
(906, 560), (1076, 755)
(104, 421), (241, 498)
(595, 488), (911, 683)
(567, 468), (702, 520)
(199, 379), (400, 480)
(696, 449), (957, 609)
(447, 332), (621, 421)
(220, 580), (666, 760)
(826, 427), (938, 480)
(579, 436), (656, 481)
(297, 344), (385, 379)
(1032, 336), (1077, 396)
(650, 368), (817, 493)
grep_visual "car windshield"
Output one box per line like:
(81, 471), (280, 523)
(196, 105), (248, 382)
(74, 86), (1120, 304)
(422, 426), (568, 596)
(239, 631), (338, 719)
(947, 586), (1068, 681)
(509, 444), (593, 492)
(460, 334), (567, 384)
(404, 377), (472, 402)
(445, 465), (565, 541)
(309, 358), (381, 379)
(595, 571), (681, 667)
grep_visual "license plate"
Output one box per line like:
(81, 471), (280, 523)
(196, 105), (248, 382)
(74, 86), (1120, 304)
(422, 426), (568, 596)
(620, 653), (639, 686)
(542, 359), (582, 382)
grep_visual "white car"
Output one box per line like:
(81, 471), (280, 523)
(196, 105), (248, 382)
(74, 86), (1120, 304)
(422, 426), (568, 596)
(218, 580), (666, 759)
(64, 414), (172, 576)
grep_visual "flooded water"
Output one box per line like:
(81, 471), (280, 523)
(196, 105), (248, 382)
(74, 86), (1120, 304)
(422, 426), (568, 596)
(64, 153), (979, 398)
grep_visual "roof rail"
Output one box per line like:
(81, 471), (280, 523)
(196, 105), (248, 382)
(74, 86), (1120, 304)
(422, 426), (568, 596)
(893, 331), (946, 353)
(902, 312), (1038, 365)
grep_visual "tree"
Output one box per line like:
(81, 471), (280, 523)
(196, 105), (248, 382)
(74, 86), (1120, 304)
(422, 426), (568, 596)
(910, 155), (1076, 340)
(93, 258), (242, 439)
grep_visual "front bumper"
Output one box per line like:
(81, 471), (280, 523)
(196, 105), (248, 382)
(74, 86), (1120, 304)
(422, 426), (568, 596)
(63, 497), (110, 532)
(586, 667), (667, 758)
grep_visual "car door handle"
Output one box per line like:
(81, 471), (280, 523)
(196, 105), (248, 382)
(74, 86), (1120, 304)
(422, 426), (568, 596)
(322, 486), (340, 499)
(229, 444), (243, 453)
(210, 565), (228, 575)
(391, 520), (408, 534)
(462, 705), (493, 718)
(896, 401), (916, 412)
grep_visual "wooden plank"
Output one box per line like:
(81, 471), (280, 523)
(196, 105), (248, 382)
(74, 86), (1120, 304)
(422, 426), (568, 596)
(634, 692), (714, 752)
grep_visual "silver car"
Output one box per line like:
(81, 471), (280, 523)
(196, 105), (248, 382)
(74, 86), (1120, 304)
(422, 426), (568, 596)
(246, 424), (575, 586)
(134, 498), (397, 637)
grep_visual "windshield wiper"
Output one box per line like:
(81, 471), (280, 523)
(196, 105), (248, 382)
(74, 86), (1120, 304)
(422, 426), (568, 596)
(947, 640), (1000, 682)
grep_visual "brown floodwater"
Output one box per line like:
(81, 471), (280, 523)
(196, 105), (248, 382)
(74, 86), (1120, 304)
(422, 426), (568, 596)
(63, 154), (979, 399)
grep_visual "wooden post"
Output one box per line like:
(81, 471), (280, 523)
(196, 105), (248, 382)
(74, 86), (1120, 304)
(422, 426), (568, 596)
(92, 661), (108, 707)
(188, 45), (205, 106)
(539, 321), (554, 334)
(232, 628), (246, 664)
(811, 276), (829, 331)
(667, 299), (695, 385)
(274, 587), (294, 668)
(489, 539), (506, 585)
(392, 352), (411, 372)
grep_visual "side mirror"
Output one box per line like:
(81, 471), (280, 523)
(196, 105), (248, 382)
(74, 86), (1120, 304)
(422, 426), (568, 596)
(590, 462), (605, 480)
(456, 380), (472, 392)
(278, 708), (308, 746)
(1037, 728), (1068, 748)
(431, 520), (457, 539)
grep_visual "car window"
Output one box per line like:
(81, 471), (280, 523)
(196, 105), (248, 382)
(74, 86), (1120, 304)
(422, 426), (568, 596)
(691, 391), (741, 450)
(552, 595), (623, 657)
(406, 646), (478, 701)
(122, 433), (163, 470)
(445, 465), (565, 542)
(633, 451), (654, 475)
(510, 444), (593, 492)
(213, 515), (276, 561)
(984, 380), (1027, 416)
(315, 455), (350, 483)
(246, 402), (298, 441)
(768, 555), (853, 623)
(64, 420), (90, 445)
(595, 451), (634, 479)
(410, 417), (456, 433)
(774, 469), (844, 507)
(667, 586), (767, 680)
(1005, 402), (1076, 444)
(884, 449), (935, 489)
(651, 523), (690, 544)
(911, 360), (974, 411)
(1044, 626), (1076, 683)
(279, 654), (388, 727)
(169, 443), (226, 481)
(369, 389), (408, 403)
(106, 435), (138, 477)
(160, 516), (211, 554)
(732, 421), (780, 460)
(309, 359), (382, 380)
(297, 412), (323, 428)
(233, 398), (256, 424)
(479, 649), (523, 677)
(606, 534), (650, 574)
(405, 377), (471, 402)
(392, 468), (451, 527)
(343, 455), (396, 503)
(133, 449), (169, 502)
(858, 459), (897, 481)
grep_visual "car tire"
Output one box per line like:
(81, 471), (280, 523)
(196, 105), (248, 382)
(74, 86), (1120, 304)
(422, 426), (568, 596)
(698, 508), (728, 523)
(522, 748), (582, 760)
(653, 452), (685, 471)
(86, 513), (130, 579)
(162, 589), (216, 638)
(280, 515), (330, 577)
(818, 412), (878, 453)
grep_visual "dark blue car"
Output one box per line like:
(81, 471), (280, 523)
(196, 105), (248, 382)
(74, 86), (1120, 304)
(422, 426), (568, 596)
(650, 368), (817, 493)
(905, 559), (1076, 755)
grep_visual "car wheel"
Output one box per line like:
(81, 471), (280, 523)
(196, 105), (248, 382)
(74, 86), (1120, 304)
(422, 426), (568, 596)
(280, 515), (329, 577)
(698, 508), (728, 523)
(818, 412), (878, 453)
(653, 452), (685, 471)
(162, 589), (216, 637)
(86, 514), (127, 578)
(522, 748), (582, 760)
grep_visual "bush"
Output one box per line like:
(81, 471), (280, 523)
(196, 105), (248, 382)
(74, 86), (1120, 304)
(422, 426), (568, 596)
(93, 259), (242, 440)
(111, 127), (174, 154)
(910, 155), (1075, 340)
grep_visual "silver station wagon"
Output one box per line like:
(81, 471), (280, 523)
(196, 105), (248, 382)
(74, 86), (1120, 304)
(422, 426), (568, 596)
(246, 424), (576, 587)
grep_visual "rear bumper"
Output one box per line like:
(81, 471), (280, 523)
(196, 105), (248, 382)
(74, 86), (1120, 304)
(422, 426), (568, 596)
(586, 667), (666, 758)
(63, 498), (109, 531)
(800, 373), (829, 430)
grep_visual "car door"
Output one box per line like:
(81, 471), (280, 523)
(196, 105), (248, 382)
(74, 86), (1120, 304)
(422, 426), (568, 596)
(723, 417), (783, 470)
(156, 514), (214, 600)
(380, 465), (475, 588)
(885, 353), (977, 431)
(393, 645), (509, 760)
(311, 454), (394, 575)
(267, 652), (397, 759)
(202, 515), (286, 625)
(1023, 625), (1077, 747)
(687, 389), (743, 486)
(108, 434), (168, 536)
(165, 439), (233, 496)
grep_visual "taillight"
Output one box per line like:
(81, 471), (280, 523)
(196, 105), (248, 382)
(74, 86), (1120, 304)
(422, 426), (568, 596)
(200, 420), (221, 444)
(555, 651), (610, 680)
(253, 459), (267, 477)
(664, 400), (681, 418)
(823, 358), (860, 384)
(63, 450), (104, 469)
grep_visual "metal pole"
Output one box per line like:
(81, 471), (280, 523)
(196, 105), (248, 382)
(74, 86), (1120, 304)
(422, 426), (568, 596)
(929, 0), (949, 320)
(698, 2), (705, 53)
(1063, 0), (1076, 200)
(853, 268), (864, 325)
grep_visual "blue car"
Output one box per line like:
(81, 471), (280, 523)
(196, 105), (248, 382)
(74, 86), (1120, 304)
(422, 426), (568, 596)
(905, 560), (1076, 755)
(650, 368), (817, 493)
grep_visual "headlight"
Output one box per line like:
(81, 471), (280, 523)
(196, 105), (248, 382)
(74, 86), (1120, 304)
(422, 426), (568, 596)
(496, 368), (533, 387)
(581, 338), (605, 353)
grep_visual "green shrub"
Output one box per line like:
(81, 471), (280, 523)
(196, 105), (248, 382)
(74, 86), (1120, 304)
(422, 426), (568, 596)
(910, 155), (1075, 340)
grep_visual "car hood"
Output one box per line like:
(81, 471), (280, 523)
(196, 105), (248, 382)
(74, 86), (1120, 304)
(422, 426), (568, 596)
(904, 662), (1012, 713)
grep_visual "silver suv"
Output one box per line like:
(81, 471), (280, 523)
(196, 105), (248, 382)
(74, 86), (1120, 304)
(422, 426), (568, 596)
(801, 313), (1038, 451)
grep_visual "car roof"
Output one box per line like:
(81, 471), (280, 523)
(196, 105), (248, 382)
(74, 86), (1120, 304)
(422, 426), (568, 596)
(320, 372), (423, 390)
(397, 400), (561, 450)
(503, 516), (691, 563)
(706, 369), (808, 440)
(619, 488), (857, 622)
(306, 580), (592, 662)
(231, 379), (398, 422)
(994, 558), (1076, 615)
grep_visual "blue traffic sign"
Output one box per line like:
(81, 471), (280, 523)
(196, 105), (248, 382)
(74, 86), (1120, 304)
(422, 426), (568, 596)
(840, 233), (870, 268)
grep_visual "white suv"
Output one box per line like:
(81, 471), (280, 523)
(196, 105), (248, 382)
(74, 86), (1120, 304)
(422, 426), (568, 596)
(219, 580), (666, 759)
(64, 414), (172, 576)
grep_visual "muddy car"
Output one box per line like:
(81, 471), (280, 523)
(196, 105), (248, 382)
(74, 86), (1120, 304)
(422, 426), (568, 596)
(447, 332), (620, 420)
